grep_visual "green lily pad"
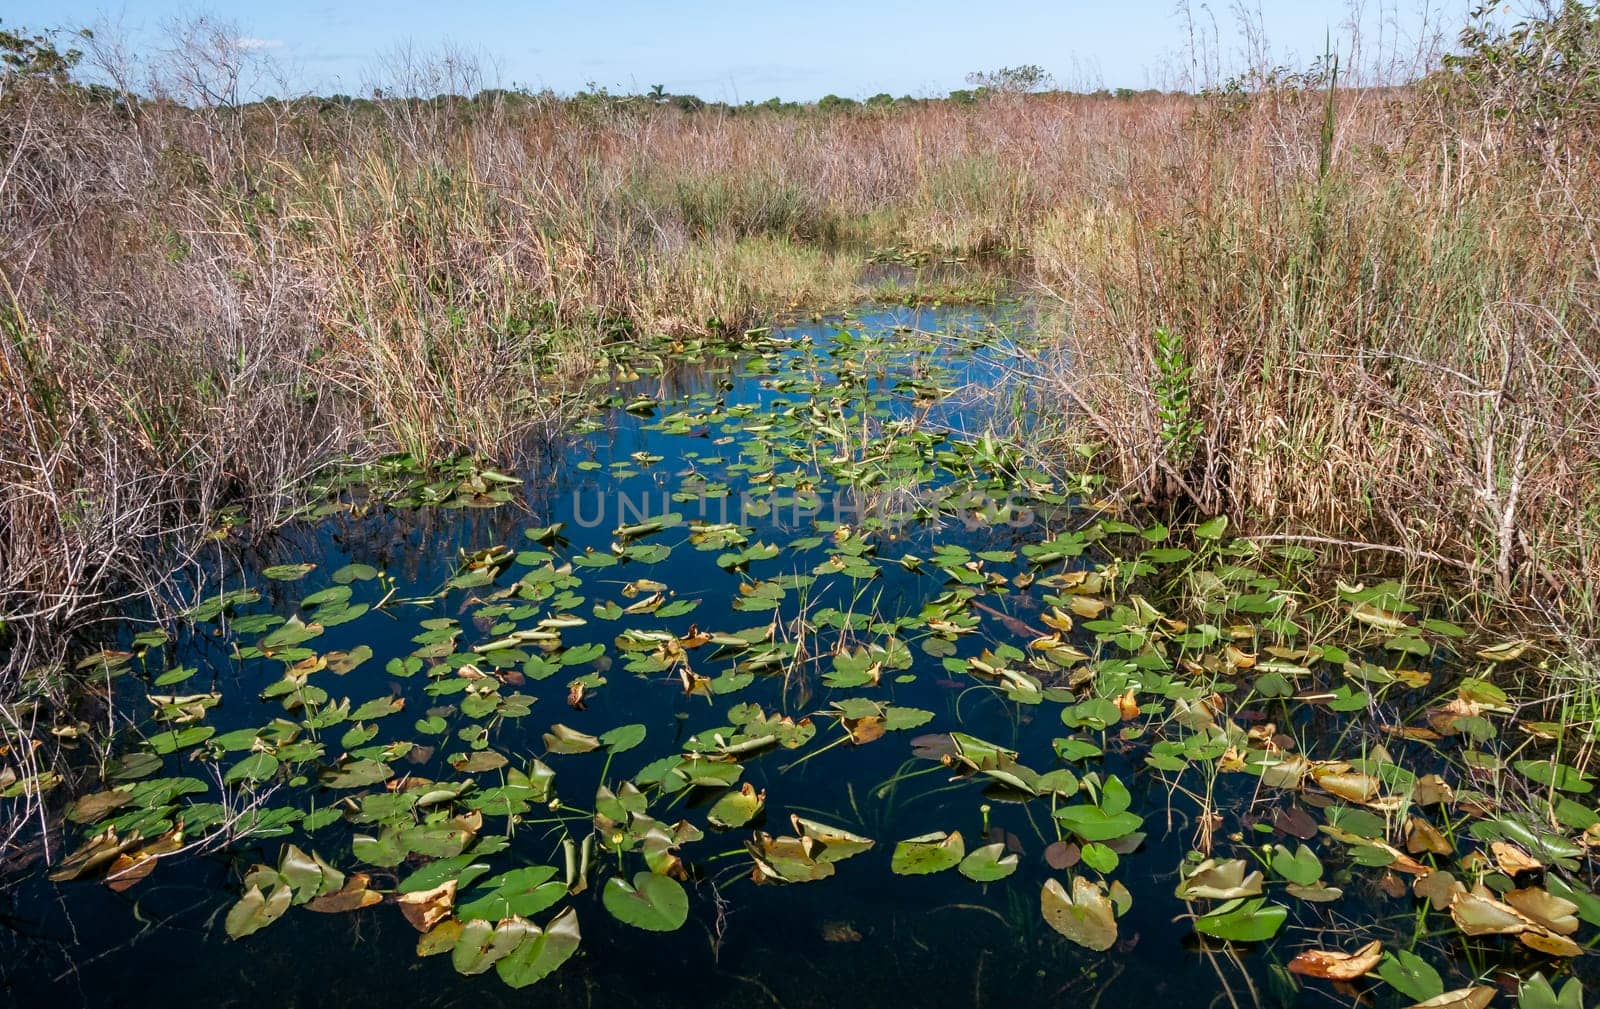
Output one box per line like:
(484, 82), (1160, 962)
(1053, 804), (1143, 842)
(1192, 897), (1287, 942)
(321, 759), (392, 789)
(332, 563), (379, 584)
(599, 723), (647, 753)
(326, 646), (374, 674)
(260, 617), (321, 650)
(891, 831), (965, 875)
(1514, 759), (1593, 795)
(300, 585), (352, 608)
(1517, 974), (1584, 1009)
(1269, 844), (1323, 886)
(148, 725), (214, 755)
(277, 844), (344, 903)
(543, 724), (600, 754)
(958, 842), (1019, 882)
(603, 871), (689, 932)
(224, 752), (280, 785)
(352, 829), (408, 868)
(399, 855), (492, 895)
(495, 907), (581, 989)
(452, 917), (526, 975)
(225, 883), (292, 939)
(457, 866), (567, 922)
(707, 783), (764, 829)
(1377, 950), (1445, 1003)
(350, 696), (404, 721)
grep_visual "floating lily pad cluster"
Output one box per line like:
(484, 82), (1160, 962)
(26, 315), (1598, 1007)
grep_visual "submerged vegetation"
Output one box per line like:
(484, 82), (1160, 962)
(1, 4), (1599, 1007)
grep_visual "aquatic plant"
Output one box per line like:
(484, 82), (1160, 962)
(13, 318), (1597, 1006)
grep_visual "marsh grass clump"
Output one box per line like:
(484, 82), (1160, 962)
(1027, 7), (1600, 644)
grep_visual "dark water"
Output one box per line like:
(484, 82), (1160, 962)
(1, 305), (1591, 1009)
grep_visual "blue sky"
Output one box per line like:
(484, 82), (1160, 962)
(8, 2), (1467, 101)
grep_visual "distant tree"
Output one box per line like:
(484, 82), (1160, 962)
(947, 88), (979, 105)
(964, 64), (1054, 94)
(864, 92), (895, 107)
(1, 20), (85, 96)
(648, 83), (666, 103)
(817, 93), (858, 112)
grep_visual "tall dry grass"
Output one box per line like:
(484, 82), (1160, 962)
(1026, 14), (1600, 643)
